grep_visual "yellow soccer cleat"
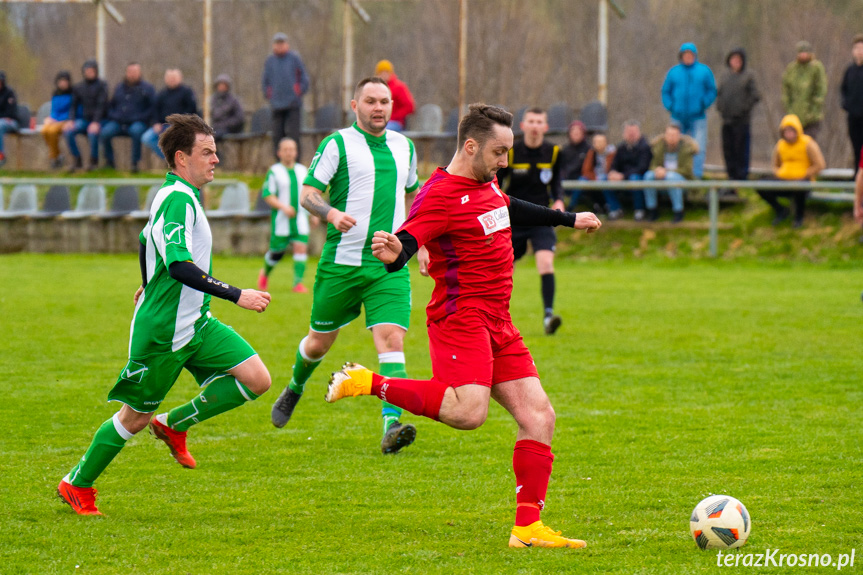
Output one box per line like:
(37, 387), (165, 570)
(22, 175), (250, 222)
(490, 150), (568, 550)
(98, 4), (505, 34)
(325, 363), (374, 403)
(509, 521), (587, 549)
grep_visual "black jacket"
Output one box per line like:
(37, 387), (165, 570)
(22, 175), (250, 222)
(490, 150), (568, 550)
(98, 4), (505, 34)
(107, 80), (156, 124)
(559, 139), (591, 181)
(716, 48), (761, 124)
(841, 63), (863, 117)
(152, 84), (198, 125)
(610, 136), (652, 178)
(69, 78), (109, 123)
(0, 84), (18, 121)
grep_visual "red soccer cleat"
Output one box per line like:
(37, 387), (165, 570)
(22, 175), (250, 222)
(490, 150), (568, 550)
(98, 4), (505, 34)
(149, 418), (197, 469)
(292, 283), (309, 293)
(257, 270), (268, 291)
(58, 477), (102, 516)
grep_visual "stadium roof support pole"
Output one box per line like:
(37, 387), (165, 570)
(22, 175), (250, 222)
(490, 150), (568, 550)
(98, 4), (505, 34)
(203, 0), (211, 123)
(598, 0), (607, 105)
(598, 0), (625, 106)
(96, 0), (105, 76)
(458, 0), (467, 117)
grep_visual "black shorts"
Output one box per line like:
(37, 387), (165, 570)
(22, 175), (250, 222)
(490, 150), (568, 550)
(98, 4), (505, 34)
(511, 226), (556, 261)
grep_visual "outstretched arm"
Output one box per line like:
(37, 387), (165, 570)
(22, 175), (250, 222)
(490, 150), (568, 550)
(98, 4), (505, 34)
(168, 261), (270, 312)
(508, 196), (602, 232)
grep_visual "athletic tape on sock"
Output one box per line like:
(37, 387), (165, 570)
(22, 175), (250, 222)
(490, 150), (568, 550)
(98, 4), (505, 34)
(294, 253), (308, 262)
(111, 412), (134, 440)
(378, 351), (406, 364)
(298, 335), (323, 363)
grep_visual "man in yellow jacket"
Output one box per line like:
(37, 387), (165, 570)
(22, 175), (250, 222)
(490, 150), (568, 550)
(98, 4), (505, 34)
(758, 114), (825, 228)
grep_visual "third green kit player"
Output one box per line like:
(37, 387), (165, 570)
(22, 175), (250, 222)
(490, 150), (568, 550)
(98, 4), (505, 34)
(270, 77), (419, 454)
(258, 137), (312, 293)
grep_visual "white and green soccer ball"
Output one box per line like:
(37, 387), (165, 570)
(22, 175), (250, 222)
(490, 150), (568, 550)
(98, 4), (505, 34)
(690, 495), (751, 550)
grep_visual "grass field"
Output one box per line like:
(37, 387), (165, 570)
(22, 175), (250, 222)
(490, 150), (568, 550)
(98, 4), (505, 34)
(2, 253), (862, 574)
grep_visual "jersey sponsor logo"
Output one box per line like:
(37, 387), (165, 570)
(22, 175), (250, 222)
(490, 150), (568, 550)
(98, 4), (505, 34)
(121, 360), (149, 383)
(461, 194), (470, 204)
(164, 222), (185, 245)
(478, 207), (511, 235)
(540, 168), (553, 184)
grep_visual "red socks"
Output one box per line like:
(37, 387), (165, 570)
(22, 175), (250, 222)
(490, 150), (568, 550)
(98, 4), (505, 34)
(370, 374), (448, 420)
(513, 439), (554, 526)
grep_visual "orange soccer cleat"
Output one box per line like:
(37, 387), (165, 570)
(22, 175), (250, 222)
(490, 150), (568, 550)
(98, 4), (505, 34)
(149, 418), (197, 469)
(57, 476), (102, 516)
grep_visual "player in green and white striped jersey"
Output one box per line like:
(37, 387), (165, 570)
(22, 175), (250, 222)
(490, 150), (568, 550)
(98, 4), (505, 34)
(58, 114), (272, 516)
(271, 77), (420, 454)
(257, 137), (312, 293)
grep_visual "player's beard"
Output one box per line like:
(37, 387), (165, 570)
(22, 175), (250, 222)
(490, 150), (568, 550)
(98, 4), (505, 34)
(472, 154), (496, 183)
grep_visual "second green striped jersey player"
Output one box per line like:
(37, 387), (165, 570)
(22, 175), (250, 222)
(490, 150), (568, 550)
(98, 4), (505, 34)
(258, 137), (312, 293)
(270, 77), (420, 454)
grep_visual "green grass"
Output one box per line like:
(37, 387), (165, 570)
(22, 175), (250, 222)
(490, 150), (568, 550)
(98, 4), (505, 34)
(1, 254), (862, 574)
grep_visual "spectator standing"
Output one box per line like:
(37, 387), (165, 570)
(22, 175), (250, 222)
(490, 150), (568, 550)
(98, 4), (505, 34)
(782, 41), (827, 140)
(0, 71), (19, 168)
(262, 32), (309, 159)
(841, 35), (863, 173)
(559, 120), (592, 210)
(210, 74), (245, 139)
(581, 133), (622, 220)
(643, 123), (699, 223)
(608, 120), (653, 220)
(758, 114), (825, 228)
(142, 69), (198, 162)
(716, 48), (761, 184)
(374, 60), (415, 132)
(64, 60), (109, 172)
(661, 42), (716, 179)
(42, 71), (74, 169)
(100, 62), (156, 172)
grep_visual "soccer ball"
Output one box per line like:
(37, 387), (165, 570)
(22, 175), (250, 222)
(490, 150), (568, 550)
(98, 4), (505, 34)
(689, 495), (751, 550)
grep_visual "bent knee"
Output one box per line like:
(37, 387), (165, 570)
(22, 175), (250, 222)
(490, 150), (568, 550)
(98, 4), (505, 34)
(455, 410), (487, 431)
(246, 369), (272, 396)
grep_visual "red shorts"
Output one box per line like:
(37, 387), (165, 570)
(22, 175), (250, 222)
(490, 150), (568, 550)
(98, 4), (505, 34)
(427, 307), (538, 388)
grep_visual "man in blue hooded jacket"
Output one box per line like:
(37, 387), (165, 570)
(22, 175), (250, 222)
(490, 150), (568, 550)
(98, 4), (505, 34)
(661, 42), (716, 179)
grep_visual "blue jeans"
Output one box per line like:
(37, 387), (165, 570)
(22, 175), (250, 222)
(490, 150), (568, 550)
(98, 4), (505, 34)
(65, 119), (101, 161)
(627, 173), (646, 211)
(100, 120), (147, 166)
(679, 117), (707, 178)
(141, 124), (167, 160)
(643, 170), (685, 212)
(0, 118), (19, 154)
(570, 176), (621, 213)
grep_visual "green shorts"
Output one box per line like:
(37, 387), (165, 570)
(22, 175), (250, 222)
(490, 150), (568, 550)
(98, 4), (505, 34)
(269, 233), (308, 252)
(108, 317), (257, 412)
(309, 262), (411, 333)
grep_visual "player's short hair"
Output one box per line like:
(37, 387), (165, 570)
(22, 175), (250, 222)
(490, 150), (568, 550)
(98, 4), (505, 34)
(524, 107), (546, 117)
(623, 119), (641, 130)
(278, 136), (297, 147)
(457, 103), (513, 149)
(854, 34), (863, 46)
(159, 113), (215, 169)
(354, 76), (390, 100)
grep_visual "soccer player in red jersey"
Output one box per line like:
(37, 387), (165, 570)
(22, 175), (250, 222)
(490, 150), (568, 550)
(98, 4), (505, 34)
(325, 103), (602, 548)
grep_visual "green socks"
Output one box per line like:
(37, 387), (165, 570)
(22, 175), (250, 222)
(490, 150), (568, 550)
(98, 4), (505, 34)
(288, 336), (322, 395)
(293, 254), (307, 286)
(67, 413), (133, 488)
(379, 353), (407, 435)
(167, 375), (258, 432)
